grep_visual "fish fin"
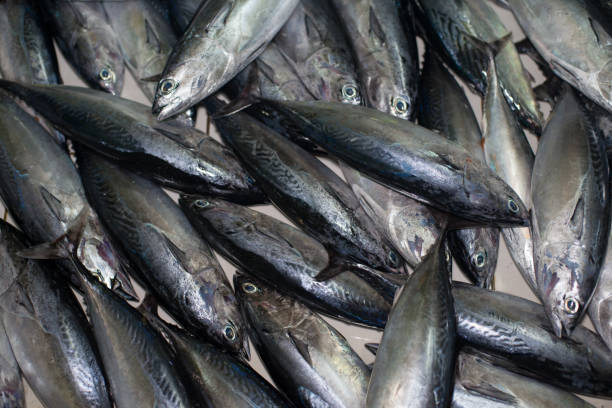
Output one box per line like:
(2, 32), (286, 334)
(368, 6), (387, 46)
(460, 382), (518, 405)
(303, 12), (323, 45)
(67, 2), (88, 28)
(140, 73), (163, 83)
(287, 330), (312, 366)
(153, 125), (197, 150)
(589, 17), (612, 49)
(211, 95), (257, 119)
(144, 18), (162, 53)
(569, 195), (585, 239)
(364, 343), (379, 356)
(39, 186), (66, 222)
(1, 282), (36, 321)
(161, 232), (191, 272)
(17, 206), (90, 260)
(137, 293), (159, 315)
(204, 2), (233, 34)
(313, 262), (346, 281)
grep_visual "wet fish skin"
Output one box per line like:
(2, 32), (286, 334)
(274, 0), (362, 105)
(588, 217), (612, 352)
(454, 282), (612, 398)
(76, 263), (193, 408)
(41, 0), (124, 95)
(254, 99), (530, 226)
(0, 92), (135, 299)
(367, 237), (455, 408)
(0, 317), (23, 408)
(236, 273), (370, 408)
(78, 150), (248, 357)
(0, 81), (263, 204)
(153, 0), (300, 120)
(208, 99), (403, 275)
(415, 0), (542, 133)
(506, 0), (612, 115)
(531, 88), (610, 337)
(482, 54), (536, 293)
(180, 196), (391, 328)
(168, 0), (203, 34)
(419, 51), (500, 287)
(0, 220), (111, 408)
(330, 0), (418, 119)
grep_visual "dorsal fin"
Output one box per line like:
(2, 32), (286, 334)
(144, 19), (161, 53)
(368, 7), (386, 46)
(287, 329), (312, 366)
(67, 2), (88, 28)
(204, 2), (233, 34)
(161, 232), (190, 272)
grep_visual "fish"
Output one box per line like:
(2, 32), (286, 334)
(206, 98), (404, 276)
(236, 273), (370, 408)
(102, 0), (196, 128)
(339, 163), (442, 269)
(531, 88), (610, 336)
(153, 0), (300, 120)
(0, 92), (136, 299)
(41, 0), (124, 95)
(139, 296), (295, 408)
(274, 0), (362, 105)
(72, 259), (194, 407)
(253, 99), (530, 226)
(77, 149), (248, 357)
(366, 235), (455, 408)
(329, 0), (419, 118)
(454, 282), (612, 398)
(415, 0), (542, 133)
(419, 50), (500, 287)
(168, 0), (203, 34)
(0, 220), (111, 408)
(588, 216), (612, 352)
(180, 196), (391, 328)
(482, 50), (537, 293)
(0, 81), (264, 204)
(505, 0), (612, 116)
(0, 319), (23, 408)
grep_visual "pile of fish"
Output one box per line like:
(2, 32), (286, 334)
(1, 0), (612, 407)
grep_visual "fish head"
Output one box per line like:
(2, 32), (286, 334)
(153, 59), (207, 121)
(481, 165), (530, 226)
(465, 229), (499, 289)
(77, 32), (125, 95)
(209, 280), (250, 360)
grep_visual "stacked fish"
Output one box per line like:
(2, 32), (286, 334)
(0, 0), (611, 407)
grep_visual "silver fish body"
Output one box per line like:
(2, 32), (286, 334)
(41, 0), (124, 94)
(236, 274), (370, 408)
(330, 0), (418, 118)
(168, 0), (203, 34)
(153, 0), (300, 120)
(0, 221), (111, 408)
(0, 321), (22, 408)
(531, 88), (610, 336)
(0, 92), (135, 299)
(180, 196), (391, 328)
(482, 55), (536, 293)
(77, 150), (248, 357)
(415, 0), (542, 133)
(506, 0), (612, 115)
(366, 238), (456, 407)
(255, 100), (530, 226)
(588, 216), (612, 351)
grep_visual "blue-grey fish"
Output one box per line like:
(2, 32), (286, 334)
(236, 274), (370, 408)
(0, 320), (22, 408)
(588, 215), (612, 351)
(168, 0), (203, 34)
(153, 0), (300, 120)
(41, 0), (124, 94)
(0, 220), (111, 408)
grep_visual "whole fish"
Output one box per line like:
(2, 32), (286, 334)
(0, 81), (263, 204)
(180, 196), (391, 328)
(531, 88), (610, 336)
(236, 274), (370, 408)
(415, 0), (542, 133)
(41, 0), (124, 94)
(482, 53), (536, 293)
(254, 99), (529, 226)
(0, 321), (23, 408)
(506, 0), (612, 115)
(454, 282), (612, 397)
(329, 0), (418, 118)
(74, 261), (193, 407)
(168, 0), (203, 34)
(139, 297), (294, 408)
(339, 163), (442, 269)
(0, 220), (111, 408)
(78, 150), (248, 357)
(588, 216), (612, 352)
(0, 92), (135, 299)
(207, 98), (403, 276)
(153, 0), (300, 120)
(366, 236), (455, 408)
(419, 51), (500, 287)
(274, 0), (362, 105)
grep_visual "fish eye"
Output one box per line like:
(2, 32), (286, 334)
(387, 250), (400, 267)
(223, 323), (237, 341)
(160, 78), (178, 96)
(507, 199), (519, 214)
(472, 251), (486, 268)
(393, 97), (408, 114)
(564, 297), (580, 314)
(194, 199), (210, 208)
(99, 67), (114, 82)
(241, 282), (258, 293)
(342, 84), (358, 100)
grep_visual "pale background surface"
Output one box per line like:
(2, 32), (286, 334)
(2, 3), (610, 407)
